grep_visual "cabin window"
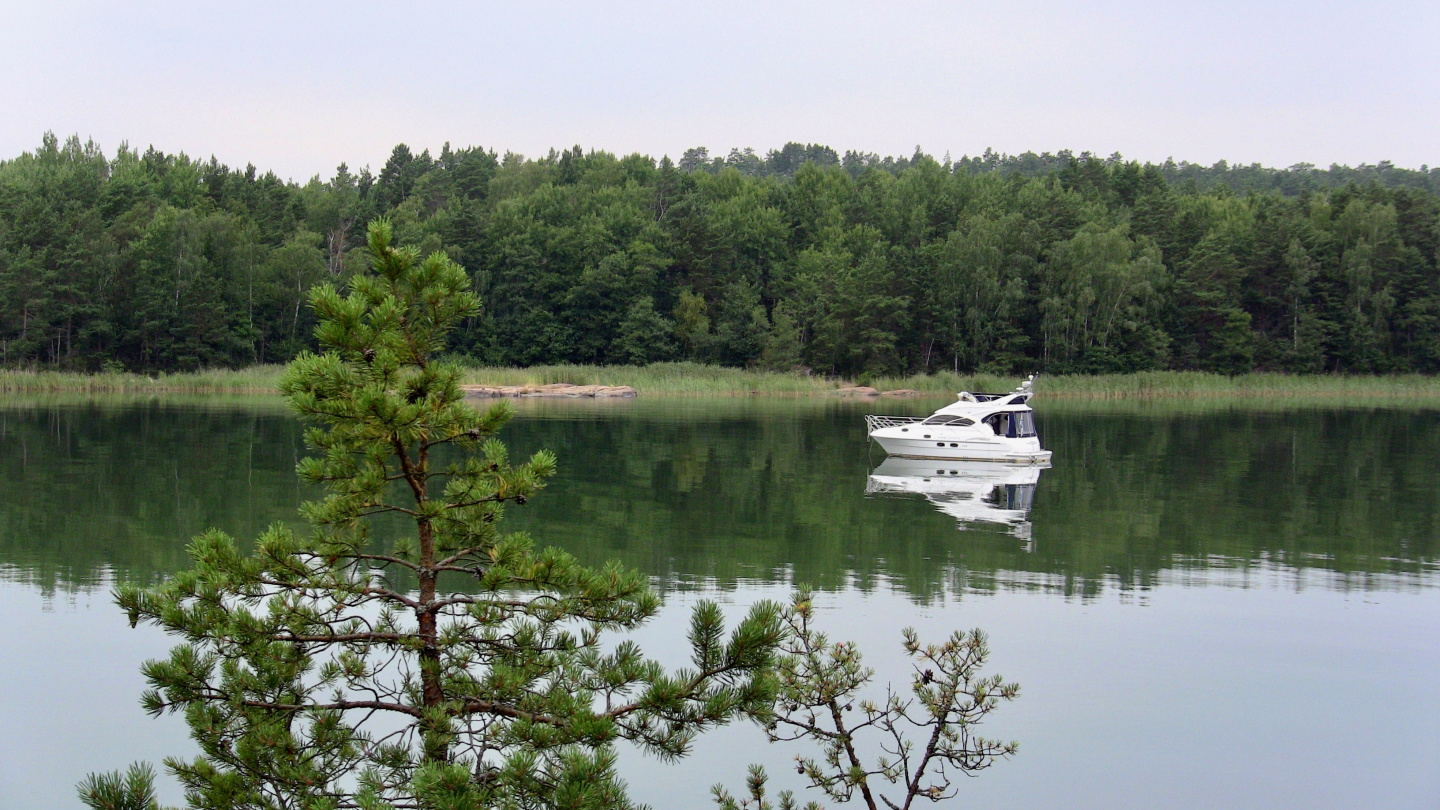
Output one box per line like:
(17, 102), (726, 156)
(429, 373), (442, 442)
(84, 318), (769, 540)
(1014, 411), (1037, 437)
(921, 415), (976, 426)
(983, 413), (1011, 436)
(983, 411), (1037, 438)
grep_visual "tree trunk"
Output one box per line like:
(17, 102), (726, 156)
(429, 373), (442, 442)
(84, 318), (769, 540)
(407, 440), (448, 764)
(417, 515), (448, 762)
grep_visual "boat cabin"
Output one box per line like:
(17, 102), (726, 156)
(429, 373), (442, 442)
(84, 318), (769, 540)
(929, 387), (1039, 438)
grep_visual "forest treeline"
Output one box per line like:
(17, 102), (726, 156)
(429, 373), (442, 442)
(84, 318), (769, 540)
(2, 132), (1438, 376)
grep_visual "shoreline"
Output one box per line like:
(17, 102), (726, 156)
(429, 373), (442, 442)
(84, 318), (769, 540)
(3, 364), (1440, 400)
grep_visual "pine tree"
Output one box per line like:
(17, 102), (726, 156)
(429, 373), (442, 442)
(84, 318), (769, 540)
(713, 591), (1019, 810)
(85, 218), (783, 810)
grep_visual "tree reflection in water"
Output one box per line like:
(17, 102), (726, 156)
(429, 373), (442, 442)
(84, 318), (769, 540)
(1, 396), (1437, 598)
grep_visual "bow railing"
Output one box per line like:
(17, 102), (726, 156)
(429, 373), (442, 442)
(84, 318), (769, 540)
(864, 414), (924, 433)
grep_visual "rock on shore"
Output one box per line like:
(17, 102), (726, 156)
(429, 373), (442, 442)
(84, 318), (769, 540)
(830, 386), (926, 397)
(461, 383), (638, 399)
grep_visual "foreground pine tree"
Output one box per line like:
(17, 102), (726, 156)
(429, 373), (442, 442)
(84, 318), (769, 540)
(82, 218), (783, 810)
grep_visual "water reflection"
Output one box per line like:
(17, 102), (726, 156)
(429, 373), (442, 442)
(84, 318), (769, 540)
(1, 396), (1438, 596)
(866, 458), (1044, 548)
(3, 396), (1438, 810)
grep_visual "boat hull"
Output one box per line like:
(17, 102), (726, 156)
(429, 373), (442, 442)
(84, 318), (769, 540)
(870, 434), (1052, 464)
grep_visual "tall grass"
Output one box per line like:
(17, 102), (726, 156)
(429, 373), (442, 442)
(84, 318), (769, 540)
(1050, 371), (1440, 398)
(872, 370), (1440, 399)
(0, 366), (287, 394)
(2, 363), (1438, 400)
(454, 361), (849, 395)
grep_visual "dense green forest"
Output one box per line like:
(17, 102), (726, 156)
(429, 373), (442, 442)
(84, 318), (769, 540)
(2, 133), (1437, 376)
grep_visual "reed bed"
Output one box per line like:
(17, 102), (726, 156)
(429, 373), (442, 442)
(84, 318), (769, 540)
(872, 370), (1440, 399)
(3, 363), (1438, 400)
(0, 366), (287, 394)
(454, 361), (848, 395)
(1045, 371), (1440, 399)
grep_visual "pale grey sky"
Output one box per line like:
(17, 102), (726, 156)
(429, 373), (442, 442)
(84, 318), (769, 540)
(2, 0), (1435, 181)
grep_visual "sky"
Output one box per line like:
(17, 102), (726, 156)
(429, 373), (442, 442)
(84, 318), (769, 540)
(2, 0), (1435, 182)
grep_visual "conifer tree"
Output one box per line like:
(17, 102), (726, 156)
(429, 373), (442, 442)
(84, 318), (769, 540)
(83, 218), (783, 810)
(713, 590), (1019, 810)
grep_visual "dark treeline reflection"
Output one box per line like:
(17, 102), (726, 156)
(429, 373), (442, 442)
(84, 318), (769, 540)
(1, 398), (1437, 597)
(1034, 404), (1440, 593)
(0, 398), (306, 592)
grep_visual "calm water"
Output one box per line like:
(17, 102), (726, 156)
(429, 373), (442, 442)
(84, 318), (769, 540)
(2, 395), (1438, 808)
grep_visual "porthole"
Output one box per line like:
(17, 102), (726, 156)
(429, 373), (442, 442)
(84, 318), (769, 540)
(936, 442), (945, 447)
(949, 443), (958, 447)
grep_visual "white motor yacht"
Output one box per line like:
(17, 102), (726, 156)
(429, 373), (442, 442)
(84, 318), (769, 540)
(865, 376), (1052, 464)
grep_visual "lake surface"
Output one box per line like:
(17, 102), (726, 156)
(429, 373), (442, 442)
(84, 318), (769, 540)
(2, 395), (1438, 808)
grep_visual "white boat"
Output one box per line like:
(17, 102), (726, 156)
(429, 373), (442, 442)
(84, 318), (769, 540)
(865, 457), (1044, 545)
(864, 376), (1052, 464)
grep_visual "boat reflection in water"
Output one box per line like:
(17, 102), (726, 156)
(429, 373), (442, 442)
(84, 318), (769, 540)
(865, 457), (1047, 548)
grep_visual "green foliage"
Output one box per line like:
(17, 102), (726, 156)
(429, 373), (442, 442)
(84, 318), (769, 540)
(613, 295), (678, 364)
(715, 591), (1019, 810)
(712, 765), (820, 810)
(757, 304), (803, 371)
(1039, 224), (1168, 373)
(4, 135), (1439, 376)
(672, 290), (715, 359)
(78, 763), (164, 810)
(85, 218), (784, 810)
(924, 214), (1030, 373)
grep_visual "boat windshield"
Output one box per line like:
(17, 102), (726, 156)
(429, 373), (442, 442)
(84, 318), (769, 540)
(922, 415), (976, 426)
